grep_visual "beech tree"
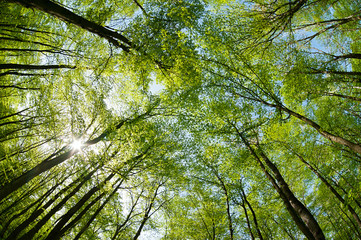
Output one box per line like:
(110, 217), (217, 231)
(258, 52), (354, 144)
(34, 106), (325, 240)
(1, 0), (361, 239)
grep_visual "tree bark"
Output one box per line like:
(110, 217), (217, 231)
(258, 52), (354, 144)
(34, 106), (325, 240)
(0, 36), (64, 49)
(323, 92), (361, 102)
(41, 148), (148, 240)
(231, 124), (325, 240)
(8, 0), (132, 51)
(229, 82), (361, 155)
(239, 195), (255, 240)
(334, 53), (361, 60)
(111, 189), (144, 240)
(239, 93), (361, 155)
(0, 182), (57, 237)
(5, 168), (88, 239)
(239, 136), (317, 239)
(133, 182), (163, 240)
(280, 105), (361, 155)
(239, 184), (264, 240)
(0, 178), (42, 215)
(306, 69), (361, 76)
(0, 71), (47, 77)
(211, 168), (234, 240)
(44, 173), (115, 240)
(0, 63), (75, 70)
(257, 149), (325, 240)
(0, 138), (53, 163)
(0, 107), (31, 121)
(0, 48), (70, 54)
(73, 179), (124, 240)
(292, 149), (361, 230)
(13, 169), (97, 240)
(53, 193), (105, 240)
(0, 120), (126, 201)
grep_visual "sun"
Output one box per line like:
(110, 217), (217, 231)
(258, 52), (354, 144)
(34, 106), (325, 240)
(71, 139), (83, 151)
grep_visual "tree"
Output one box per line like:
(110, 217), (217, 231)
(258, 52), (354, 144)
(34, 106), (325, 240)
(1, 0), (361, 239)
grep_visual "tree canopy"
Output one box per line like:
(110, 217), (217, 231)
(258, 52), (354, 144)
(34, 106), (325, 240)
(1, 0), (361, 239)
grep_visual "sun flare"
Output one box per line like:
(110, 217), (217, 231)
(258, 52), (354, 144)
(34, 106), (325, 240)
(71, 139), (83, 151)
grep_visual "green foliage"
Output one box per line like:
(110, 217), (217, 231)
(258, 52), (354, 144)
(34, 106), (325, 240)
(1, 0), (361, 239)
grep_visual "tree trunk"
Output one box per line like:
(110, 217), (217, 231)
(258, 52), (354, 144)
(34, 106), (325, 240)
(0, 107), (31, 121)
(0, 63), (75, 70)
(133, 183), (163, 240)
(0, 48), (67, 54)
(73, 179), (124, 240)
(232, 88), (361, 155)
(44, 147), (149, 240)
(0, 182), (57, 237)
(14, 169), (97, 240)
(257, 149), (325, 240)
(8, 0), (132, 51)
(323, 92), (361, 102)
(5, 168), (88, 239)
(239, 136), (317, 239)
(306, 69), (361, 76)
(255, 97), (361, 155)
(239, 194), (255, 240)
(239, 185), (264, 240)
(292, 149), (361, 229)
(232, 126), (324, 240)
(54, 193), (105, 240)
(0, 36), (64, 49)
(211, 168), (234, 240)
(0, 120), (125, 201)
(0, 177), (43, 215)
(334, 53), (361, 60)
(0, 71), (47, 77)
(111, 189), (144, 240)
(0, 138), (53, 163)
(0, 147), (77, 202)
(44, 173), (115, 240)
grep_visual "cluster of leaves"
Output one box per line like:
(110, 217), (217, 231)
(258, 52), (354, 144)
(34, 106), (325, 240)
(1, 0), (361, 239)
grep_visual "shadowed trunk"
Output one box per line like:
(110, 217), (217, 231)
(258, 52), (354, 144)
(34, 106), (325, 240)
(234, 92), (361, 155)
(73, 180), (124, 240)
(44, 173), (115, 240)
(231, 123), (325, 240)
(0, 120), (126, 201)
(133, 182), (164, 240)
(8, 0), (132, 51)
(0, 63), (75, 70)
(7, 169), (97, 240)
(239, 183), (264, 240)
(291, 149), (361, 230)
(211, 167), (234, 240)
(257, 149), (325, 240)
